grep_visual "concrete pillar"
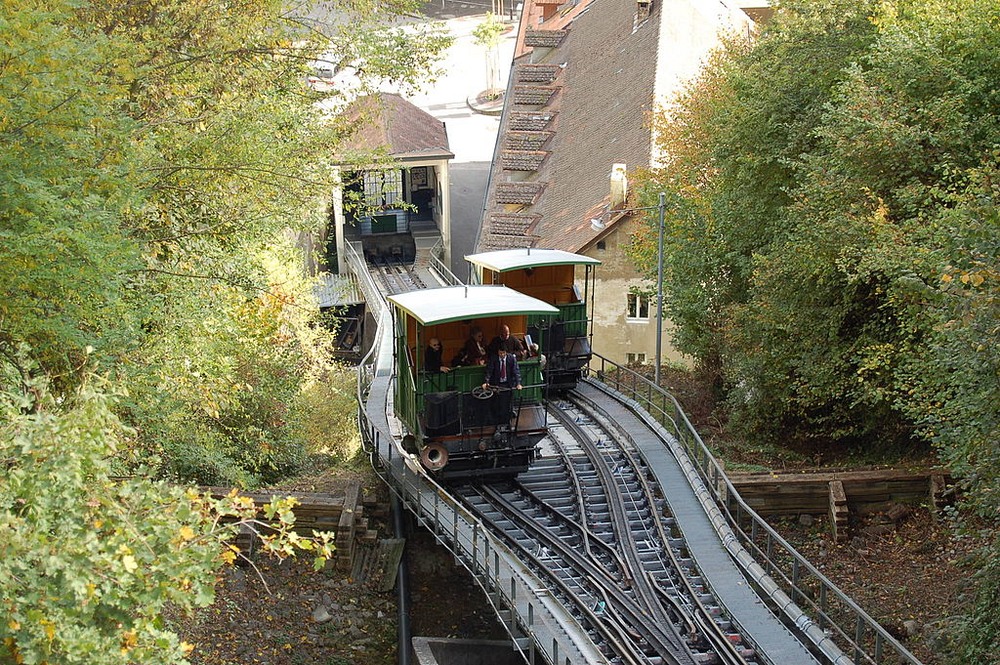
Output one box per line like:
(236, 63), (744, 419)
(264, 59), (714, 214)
(438, 161), (453, 267)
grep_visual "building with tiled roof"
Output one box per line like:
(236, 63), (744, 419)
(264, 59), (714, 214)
(476, 0), (762, 368)
(328, 92), (455, 273)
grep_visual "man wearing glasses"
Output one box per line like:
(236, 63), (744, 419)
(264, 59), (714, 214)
(424, 338), (450, 373)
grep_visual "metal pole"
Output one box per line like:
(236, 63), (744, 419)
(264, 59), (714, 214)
(655, 191), (665, 386)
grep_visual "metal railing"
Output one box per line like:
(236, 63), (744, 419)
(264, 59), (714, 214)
(345, 240), (389, 320)
(428, 238), (462, 286)
(586, 354), (923, 665)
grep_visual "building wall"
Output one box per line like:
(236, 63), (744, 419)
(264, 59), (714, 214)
(651, 0), (755, 167)
(580, 217), (688, 369)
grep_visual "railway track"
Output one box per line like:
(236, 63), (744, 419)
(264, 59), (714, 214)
(371, 257), (426, 295)
(455, 393), (759, 665)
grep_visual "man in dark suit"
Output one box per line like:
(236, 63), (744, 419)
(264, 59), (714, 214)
(483, 347), (522, 390)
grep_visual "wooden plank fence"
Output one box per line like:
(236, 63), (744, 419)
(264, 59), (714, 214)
(203, 481), (385, 571)
(725, 468), (954, 540)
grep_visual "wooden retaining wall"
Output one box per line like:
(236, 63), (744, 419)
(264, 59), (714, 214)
(725, 468), (953, 542)
(204, 481), (386, 571)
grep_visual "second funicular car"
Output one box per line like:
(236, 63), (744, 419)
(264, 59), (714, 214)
(465, 248), (601, 391)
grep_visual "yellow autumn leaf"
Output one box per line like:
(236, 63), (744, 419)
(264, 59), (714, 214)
(181, 642), (195, 656)
(122, 555), (138, 572)
(7, 620), (19, 631)
(3, 637), (24, 665)
(179, 525), (195, 541)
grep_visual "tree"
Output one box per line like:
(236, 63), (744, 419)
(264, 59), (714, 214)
(1, 0), (446, 660)
(473, 13), (506, 100)
(2, 0), (449, 483)
(634, 0), (882, 444)
(636, 0), (999, 655)
(0, 379), (334, 665)
(0, 0), (144, 389)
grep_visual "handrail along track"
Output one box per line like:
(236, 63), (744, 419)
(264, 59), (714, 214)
(585, 355), (924, 665)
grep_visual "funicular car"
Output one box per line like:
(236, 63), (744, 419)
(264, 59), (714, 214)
(387, 285), (559, 479)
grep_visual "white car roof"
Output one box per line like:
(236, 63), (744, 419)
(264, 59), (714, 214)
(388, 285), (559, 325)
(465, 248), (601, 273)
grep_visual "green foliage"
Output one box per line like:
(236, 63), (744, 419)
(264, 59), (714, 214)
(637, 0), (999, 653)
(1, 0), (432, 485)
(472, 13), (506, 97)
(637, 0), (998, 453)
(1, 382), (211, 665)
(0, 380), (334, 665)
(950, 532), (1000, 663)
(0, 0), (144, 384)
(297, 362), (363, 465)
(1, 0), (435, 659)
(472, 12), (506, 49)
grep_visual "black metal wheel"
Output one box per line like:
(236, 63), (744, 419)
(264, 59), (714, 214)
(472, 386), (495, 400)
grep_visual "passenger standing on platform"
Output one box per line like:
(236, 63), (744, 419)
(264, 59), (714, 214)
(483, 347), (522, 390)
(488, 324), (525, 359)
(424, 338), (450, 373)
(455, 326), (487, 366)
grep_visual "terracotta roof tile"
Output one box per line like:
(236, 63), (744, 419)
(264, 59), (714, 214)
(501, 150), (549, 171)
(338, 92), (453, 161)
(488, 213), (541, 236)
(480, 197), (544, 252)
(524, 29), (568, 48)
(481, 233), (538, 250)
(504, 131), (553, 151)
(509, 112), (555, 131)
(495, 182), (546, 205)
(512, 85), (558, 107)
(516, 64), (561, 83)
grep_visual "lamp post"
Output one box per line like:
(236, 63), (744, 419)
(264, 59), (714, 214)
(591, 191), (667, 385)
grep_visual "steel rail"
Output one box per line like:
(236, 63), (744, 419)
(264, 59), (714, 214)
(461, 485), (650, 665)
(472, 483), (689, 665)
(548, 402), (753, 664)
(584, 358), (912, 664)
(568, 393), (754, 665)
(514, 468), (637, 591)
(548, 404), (691, 647)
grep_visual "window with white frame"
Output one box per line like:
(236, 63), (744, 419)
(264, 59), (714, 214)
(363, 169), (403, 208)
(626, 352), (647, 365)
(626, 292), (651, 320)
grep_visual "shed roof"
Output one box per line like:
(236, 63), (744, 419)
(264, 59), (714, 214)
(339, 92), (454, 162)
(314, 272), (364, 307)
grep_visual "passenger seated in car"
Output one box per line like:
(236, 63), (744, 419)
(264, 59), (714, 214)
(424, 338), (450, 373)
(453, 326), (487, 366)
